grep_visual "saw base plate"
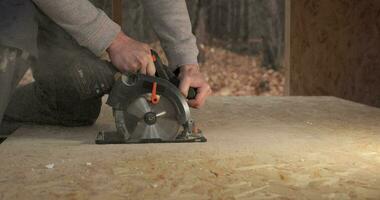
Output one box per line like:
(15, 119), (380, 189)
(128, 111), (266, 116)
(95, 131), (207, 144)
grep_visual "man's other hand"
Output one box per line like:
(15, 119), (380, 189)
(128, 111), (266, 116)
(107, 32), (155, 76)
(178, 64), (212, 108)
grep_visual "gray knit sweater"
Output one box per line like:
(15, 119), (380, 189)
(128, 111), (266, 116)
(32, 0), (198, 67)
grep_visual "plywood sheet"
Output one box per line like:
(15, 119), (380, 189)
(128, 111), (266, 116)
(0, 97), (380, 199)
(289, 0), (380, 107)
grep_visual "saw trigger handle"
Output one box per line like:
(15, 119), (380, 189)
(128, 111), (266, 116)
(151, 50), (197, 100)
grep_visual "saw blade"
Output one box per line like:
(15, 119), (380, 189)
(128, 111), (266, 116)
(123, 95), (181, 140)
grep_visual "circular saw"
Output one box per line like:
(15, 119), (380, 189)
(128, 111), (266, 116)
(95, 50), (206, 144)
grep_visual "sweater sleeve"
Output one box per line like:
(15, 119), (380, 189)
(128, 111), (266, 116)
(141, 0), (199, 68)
(32, 0), (120, 57)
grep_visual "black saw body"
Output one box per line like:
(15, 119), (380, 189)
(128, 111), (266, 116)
(95, 50), (206, 144)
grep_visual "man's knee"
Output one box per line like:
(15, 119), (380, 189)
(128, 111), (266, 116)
(33, 49), (115, 104)
(0, 0), (38, 57)
(58, 97), (102, 126)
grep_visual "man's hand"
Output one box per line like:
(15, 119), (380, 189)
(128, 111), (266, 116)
(107, 32), (155, 75)
(178, 64), (212, 108)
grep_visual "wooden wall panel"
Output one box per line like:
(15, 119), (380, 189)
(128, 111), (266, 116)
(289, 0), (380, 107)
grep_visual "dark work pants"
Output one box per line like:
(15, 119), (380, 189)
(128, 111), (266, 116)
(0, 0), (115, 128)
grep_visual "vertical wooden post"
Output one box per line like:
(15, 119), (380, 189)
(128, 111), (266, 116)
(112, 0), (123, 26)
(288, 0), (380, 107)
(284, 0), (291, 95)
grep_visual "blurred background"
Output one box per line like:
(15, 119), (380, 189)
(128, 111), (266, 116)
(21, 0), (286, 96)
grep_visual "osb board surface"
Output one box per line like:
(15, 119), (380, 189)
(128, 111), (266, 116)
(1, 97), (380, 199)
(290, 0), (380, 107)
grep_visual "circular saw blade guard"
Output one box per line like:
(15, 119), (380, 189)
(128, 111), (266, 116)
(95, 73), (206, 144)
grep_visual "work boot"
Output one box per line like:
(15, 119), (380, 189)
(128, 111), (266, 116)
(0, 45), (30, 136)
(0, 120), (22, 137)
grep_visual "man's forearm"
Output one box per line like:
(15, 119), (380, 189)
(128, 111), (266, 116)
(141, 0), (199, 68)
(32, 0), (120, 56)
